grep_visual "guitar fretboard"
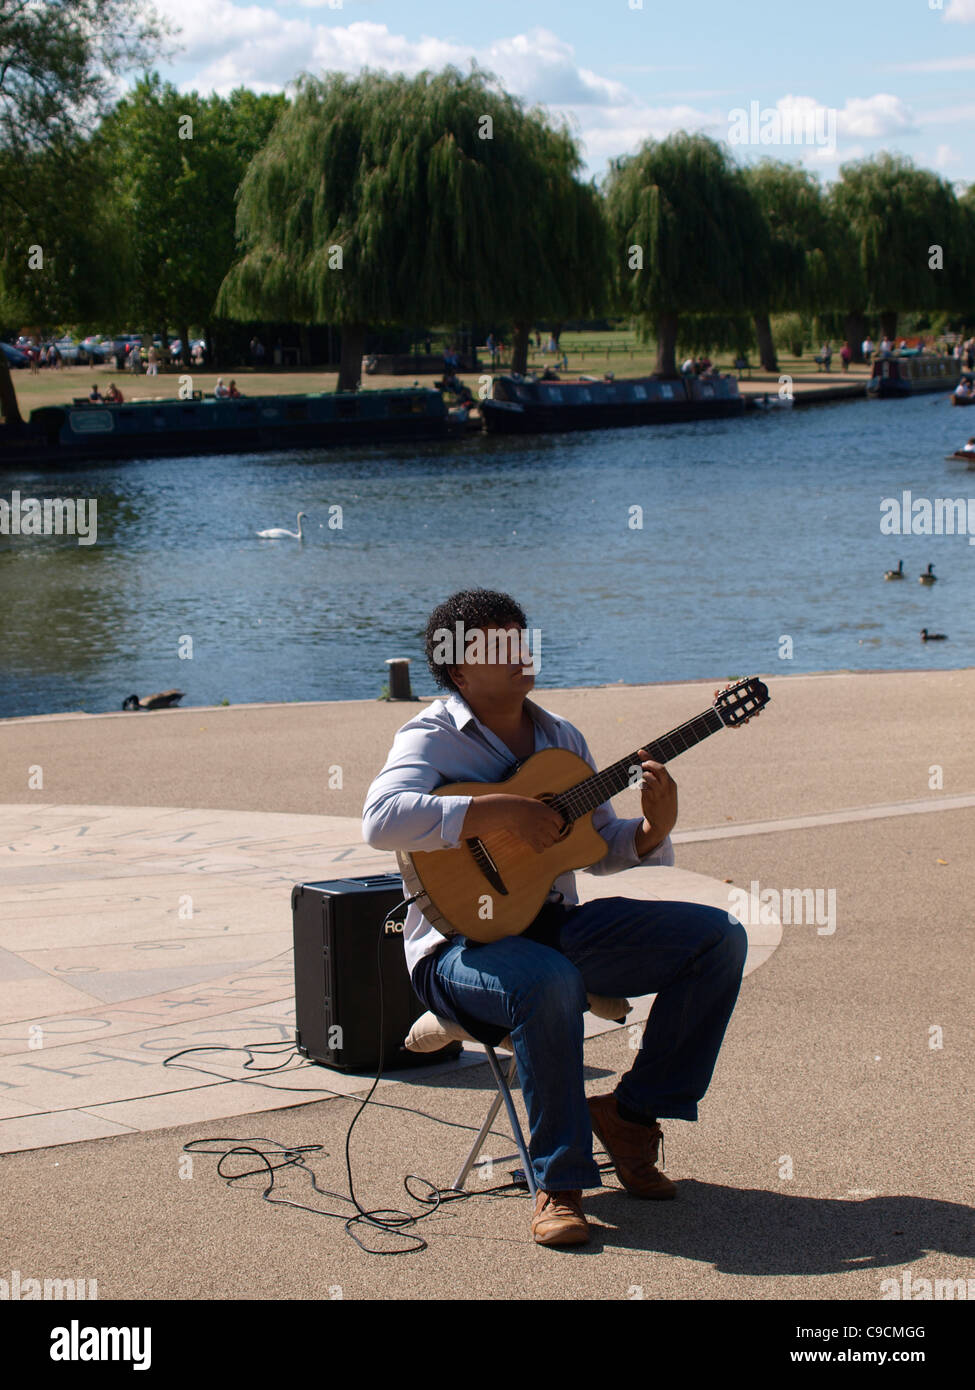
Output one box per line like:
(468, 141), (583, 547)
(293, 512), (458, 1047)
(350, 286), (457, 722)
(549, 706), (725, 824)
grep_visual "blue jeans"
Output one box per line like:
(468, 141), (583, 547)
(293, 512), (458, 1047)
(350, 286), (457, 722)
(432, 898), (748, 1191)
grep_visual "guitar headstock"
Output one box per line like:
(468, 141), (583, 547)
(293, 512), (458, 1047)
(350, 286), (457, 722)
(713, 676), (770, 728)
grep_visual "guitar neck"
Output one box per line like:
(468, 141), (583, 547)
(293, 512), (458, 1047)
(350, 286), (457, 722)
(549, 705), (725, 824)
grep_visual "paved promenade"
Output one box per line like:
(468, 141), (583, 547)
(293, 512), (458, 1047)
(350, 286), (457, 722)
(0, 669), (972, 1300)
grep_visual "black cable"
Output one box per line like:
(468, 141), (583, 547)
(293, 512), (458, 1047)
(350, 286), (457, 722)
(169, 895), (570, 1254)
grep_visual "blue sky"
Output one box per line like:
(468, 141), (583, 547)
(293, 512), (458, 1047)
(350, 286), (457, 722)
(148, 0), (975, 186)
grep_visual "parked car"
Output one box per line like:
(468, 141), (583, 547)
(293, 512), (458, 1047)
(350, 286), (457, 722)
(107, 334), (143, 367)
(48, 337), (84, 365)
(1, 342), (30, 368)
(79, 335), (109, 364)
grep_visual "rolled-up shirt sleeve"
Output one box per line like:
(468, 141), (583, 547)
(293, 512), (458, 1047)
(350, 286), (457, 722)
(362, 727), (472, 853)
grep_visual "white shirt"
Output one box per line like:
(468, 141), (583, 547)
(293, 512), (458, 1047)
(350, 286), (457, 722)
(361, 692), (675, 975)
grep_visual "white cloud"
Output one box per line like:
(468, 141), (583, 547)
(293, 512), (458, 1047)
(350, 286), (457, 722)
(147, 3), (930, 180)
(889, 54), (975, 71)
(836, 94), (916, 139)
(567, 103), (726, 167)
(934, 143), (961, 167)
(945, 0), (975, 21)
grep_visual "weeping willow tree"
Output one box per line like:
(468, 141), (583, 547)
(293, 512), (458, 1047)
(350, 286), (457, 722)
(741, 161), (832, 371)
(604, 132), (768, 377)
(829, 154), (959, 346)
(955, 184), (975, 328)
(677, 314), (754, 359)
(217, 65), (610, 389)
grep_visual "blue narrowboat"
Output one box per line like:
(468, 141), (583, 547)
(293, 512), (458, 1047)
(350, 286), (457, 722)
(865, 353), (960, 399)
(0, 388), (449, 468)
(480, 373), (745, 433)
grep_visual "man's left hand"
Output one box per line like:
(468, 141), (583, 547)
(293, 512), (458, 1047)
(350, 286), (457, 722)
(634, 751), (678, 855)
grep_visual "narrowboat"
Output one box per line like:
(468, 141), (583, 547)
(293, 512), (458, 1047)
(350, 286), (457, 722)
(865, 353), (961, 399)
(0, 387), (449, 468)
(480, 373), (745, 434)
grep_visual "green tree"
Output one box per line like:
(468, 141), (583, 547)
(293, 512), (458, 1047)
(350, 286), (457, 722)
(0, 0), (169, 155)
(0, 136), (125, 333)
(951, 182), (975, 330)
(0, 0), (168, 425)
(604, 131), (768, 376)
(829, 153), (959, 345)
(218, 65), (610, 390)
(97, 74), (287, 364)
(741, 160), (832, 371)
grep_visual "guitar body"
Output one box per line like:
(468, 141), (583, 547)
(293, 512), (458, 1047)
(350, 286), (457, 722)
(397, 748), (609, 944)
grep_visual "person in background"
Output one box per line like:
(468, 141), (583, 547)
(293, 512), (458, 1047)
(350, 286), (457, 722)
(962, 437), (975, 452)
(146, 344), (158, 376)
(105, 382), (123, 403)
(862, 335), (874, 364)
(228, 380), (241, 398)
(840, 342), (852, 371)
(88, 384), (103, 402)
(214, 377), (230, 398)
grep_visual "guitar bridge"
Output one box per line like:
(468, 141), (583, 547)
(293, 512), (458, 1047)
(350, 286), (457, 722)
(466, 838), (509, 897)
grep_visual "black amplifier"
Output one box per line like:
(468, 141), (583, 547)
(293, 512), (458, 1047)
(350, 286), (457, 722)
(291, 873), (459, 1073)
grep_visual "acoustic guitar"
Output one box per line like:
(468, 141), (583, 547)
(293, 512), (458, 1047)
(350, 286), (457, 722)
(397, 676), (770, 944)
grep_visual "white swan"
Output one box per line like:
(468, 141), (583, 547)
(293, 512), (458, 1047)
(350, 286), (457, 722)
(257, 511), (306, 540)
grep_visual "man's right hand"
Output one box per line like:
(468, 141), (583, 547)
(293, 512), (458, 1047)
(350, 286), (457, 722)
(462, 794), (566, 852)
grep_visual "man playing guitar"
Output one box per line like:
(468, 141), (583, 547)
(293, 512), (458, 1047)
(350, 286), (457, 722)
(362, 588), (748, 1246)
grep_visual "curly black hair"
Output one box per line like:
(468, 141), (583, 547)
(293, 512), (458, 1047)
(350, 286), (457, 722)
(424, 588), (528, 693)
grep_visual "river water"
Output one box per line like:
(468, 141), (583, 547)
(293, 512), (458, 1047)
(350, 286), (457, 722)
(1, 394), (972, 718)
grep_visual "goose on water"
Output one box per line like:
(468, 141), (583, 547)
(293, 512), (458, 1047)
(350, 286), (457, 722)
(884, 559), (904, 580)
(920, 629), (947, 642)
(258, 511), (306, 540)
(122, 690), (185, 711)
(919, 563), (937, 585)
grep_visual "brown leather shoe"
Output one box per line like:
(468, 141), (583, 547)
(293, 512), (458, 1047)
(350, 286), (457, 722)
(531, 1189), (590, 1246)
(587, 1094), (678, 1199)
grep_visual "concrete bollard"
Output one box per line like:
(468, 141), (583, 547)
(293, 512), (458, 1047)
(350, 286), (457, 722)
(385, 658), (414, 700)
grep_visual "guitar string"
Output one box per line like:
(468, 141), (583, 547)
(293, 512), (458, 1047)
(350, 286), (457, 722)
(550, 708), (726, 823)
